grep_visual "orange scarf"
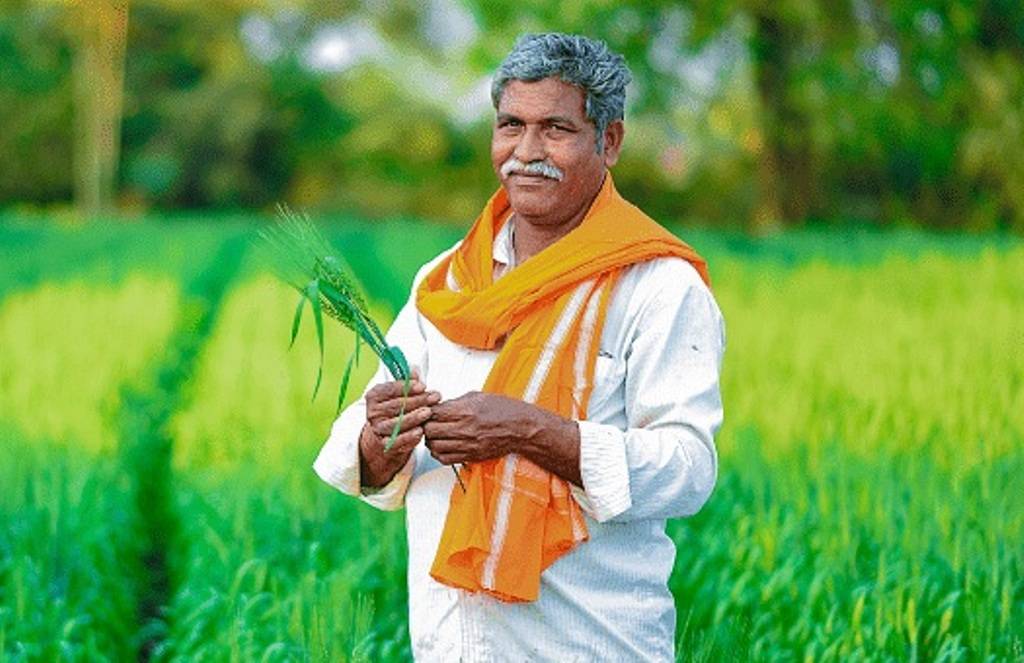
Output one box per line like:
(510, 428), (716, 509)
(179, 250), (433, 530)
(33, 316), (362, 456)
(416, 173), (709, 602)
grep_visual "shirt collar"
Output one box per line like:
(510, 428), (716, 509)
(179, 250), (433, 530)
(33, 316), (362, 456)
(493, 213), (516, 269)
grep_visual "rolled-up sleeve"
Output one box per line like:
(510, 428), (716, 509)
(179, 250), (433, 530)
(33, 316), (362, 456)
(312, 384), (416, 510)
(570, 260), (725, 523)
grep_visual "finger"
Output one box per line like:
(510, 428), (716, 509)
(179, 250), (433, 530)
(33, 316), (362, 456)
(429, 437), (506, 465)
(374, 381), (430, 407)
(429, 397), (470, 422)
(428, 443), (455, 465)
(369, 391), (441, 420)
(425, 437), (462, 457)
(366, 379), (427, 404)
(423, 420), (463, 440)
(428, 441), (467, 466)
(433, 453), (457, 466)
(368, 391), (436, 419)
(373, 406), (433, 438)
(383, 426), (424, 455)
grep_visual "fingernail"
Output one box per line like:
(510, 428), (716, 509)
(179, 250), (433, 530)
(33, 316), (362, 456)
(429, 391), (442, 403)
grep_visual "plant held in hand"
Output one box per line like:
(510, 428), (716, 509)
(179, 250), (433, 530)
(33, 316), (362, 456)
(259, 205), (464, 489)
(259, 204), (409, 413)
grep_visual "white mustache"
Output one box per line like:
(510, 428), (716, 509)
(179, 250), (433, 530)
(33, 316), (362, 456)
(500, 157), (565, 182)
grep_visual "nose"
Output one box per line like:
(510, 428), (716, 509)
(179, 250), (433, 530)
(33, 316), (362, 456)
(513, 125), (546, 163)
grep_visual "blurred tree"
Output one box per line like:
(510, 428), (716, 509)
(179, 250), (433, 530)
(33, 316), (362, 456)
(0, 2), (74, 205)
(958, 0), (1024, 231)
(120, 1), (313, 208)
(1, 0), (1022, 231)
(72, 0), (129, 219)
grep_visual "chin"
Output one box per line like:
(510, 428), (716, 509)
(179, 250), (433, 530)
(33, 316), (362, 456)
(504, 182), (555, 210)
(505, 193), (556, 220)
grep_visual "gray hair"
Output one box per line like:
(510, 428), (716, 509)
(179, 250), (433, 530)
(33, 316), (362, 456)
(491, 33), (632, 153)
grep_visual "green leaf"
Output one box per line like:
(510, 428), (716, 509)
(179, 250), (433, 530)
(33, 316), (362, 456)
(289, 292), (306, 349)
(336, 334), (361, 414)
(388, 345), (410, 381)
(337, 350), (357, 415)
(384, 378), (411, 452)
(306, 279), (325, 401)
(363, 314), (390, 349)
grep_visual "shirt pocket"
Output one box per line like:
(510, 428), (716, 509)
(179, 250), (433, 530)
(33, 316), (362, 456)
(587, 350), (626, 416)
(421, 327), (467, 396)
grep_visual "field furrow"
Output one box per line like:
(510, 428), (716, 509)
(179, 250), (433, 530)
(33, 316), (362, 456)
(0, 272), (183, 659)
(115, 232), (250, 660)
(1, 221), (1021, 661)
(163, 247), (411, 659)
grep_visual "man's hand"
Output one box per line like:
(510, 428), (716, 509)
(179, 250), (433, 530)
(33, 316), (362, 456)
(423, 391), (583, 486)
(359, 372), (440, 488)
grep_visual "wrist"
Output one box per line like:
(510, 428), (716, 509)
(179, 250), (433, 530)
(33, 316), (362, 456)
(358, 424), (392, 488)
(514, 407), (582, 486)
(519, 407), (576, 457)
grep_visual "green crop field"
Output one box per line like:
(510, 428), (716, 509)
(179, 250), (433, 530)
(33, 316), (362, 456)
(0, 215), (1021, 661)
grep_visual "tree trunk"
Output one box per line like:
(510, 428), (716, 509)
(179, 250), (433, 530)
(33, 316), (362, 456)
(748, 7), (819, 231)
(72, 0), (129, 220)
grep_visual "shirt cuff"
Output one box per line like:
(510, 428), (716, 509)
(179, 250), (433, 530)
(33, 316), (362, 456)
(312, 421), (415, 511)
(357, 454), (416, 510)
(569, 420), (632, 522)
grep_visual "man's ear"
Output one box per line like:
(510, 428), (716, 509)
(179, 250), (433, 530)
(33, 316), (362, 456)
(602, 120), (625, 167)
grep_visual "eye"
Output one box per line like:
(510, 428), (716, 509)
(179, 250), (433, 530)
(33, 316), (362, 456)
(545, 123), (575, 137)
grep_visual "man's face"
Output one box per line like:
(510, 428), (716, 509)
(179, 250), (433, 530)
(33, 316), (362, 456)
(491, 77), (622, 226)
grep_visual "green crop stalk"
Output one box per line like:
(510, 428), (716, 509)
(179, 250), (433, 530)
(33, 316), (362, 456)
(259, 204), (464, 490)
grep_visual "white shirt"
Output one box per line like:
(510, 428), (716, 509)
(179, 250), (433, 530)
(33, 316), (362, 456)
(313, 219), (726, 661)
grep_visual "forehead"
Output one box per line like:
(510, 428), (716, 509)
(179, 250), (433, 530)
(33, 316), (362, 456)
(496, 77), (588, 121)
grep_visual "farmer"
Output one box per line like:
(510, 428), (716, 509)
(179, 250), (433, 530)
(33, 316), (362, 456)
(313, 32), (725, 661)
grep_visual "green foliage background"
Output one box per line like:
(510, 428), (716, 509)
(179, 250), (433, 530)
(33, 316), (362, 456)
(3, 0), (1024, 230)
